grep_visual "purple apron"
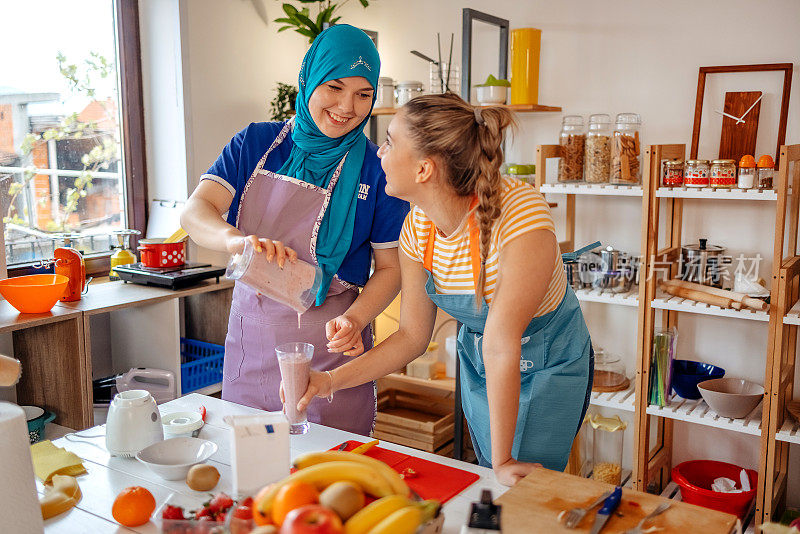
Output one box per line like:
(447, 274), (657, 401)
(222, 120), (376, 435)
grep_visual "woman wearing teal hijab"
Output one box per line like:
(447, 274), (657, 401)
(182, 25), (410, 434)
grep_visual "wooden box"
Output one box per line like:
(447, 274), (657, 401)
(373, 389), (455, 453)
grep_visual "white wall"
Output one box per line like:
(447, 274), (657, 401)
(143, 0), (800, 507)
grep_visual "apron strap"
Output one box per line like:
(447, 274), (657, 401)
(422, 197), (482, 292)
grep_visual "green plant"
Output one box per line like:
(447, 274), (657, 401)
(475, 74), (511, 87)
(269, 83), (300, 121)
(274, 0), (371, 43)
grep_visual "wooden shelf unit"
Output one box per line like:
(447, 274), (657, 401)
(763, 144), (800, 523)
(634, 143), (799, 526)
(370, 103), (562, 116)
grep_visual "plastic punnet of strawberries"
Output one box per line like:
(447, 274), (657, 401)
(161, 493), (254, 533)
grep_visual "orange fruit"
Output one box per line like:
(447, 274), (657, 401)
(272, 481), (319, 526)
(112, 486), (156, 527)
(253, 484), (276, 526)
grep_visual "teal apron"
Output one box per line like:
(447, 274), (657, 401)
(422, 208), (592, 471)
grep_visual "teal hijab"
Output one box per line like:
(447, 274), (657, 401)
(278, 24), (380, 305)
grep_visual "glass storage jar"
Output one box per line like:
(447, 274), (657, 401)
(558, 115), (585, 182)
(661, 159), (684, 187)
(684, 159), (710, 188)
(590, 415), (627, 485)
(757, 154), (774, 190)
(610, 113), (641, 185)
(738, 155), (757, 189)
(578, 413), (594, 478)
(710, 159), (736, 189)
(505, 163), (535, 184)
(584, 114), (611, 183)
(592, 348), (628, 392)
(375, 77), (395, 109)
(395, 81), (424, 106)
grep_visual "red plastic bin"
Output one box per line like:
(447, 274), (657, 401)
(672, 460), (757, 520)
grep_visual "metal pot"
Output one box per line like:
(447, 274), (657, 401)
(680, 238), (728, 288)
(586, 268), (636, 294)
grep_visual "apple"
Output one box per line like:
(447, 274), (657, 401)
(279, 505), (343, 534)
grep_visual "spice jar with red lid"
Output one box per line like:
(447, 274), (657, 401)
(757, 154), (774, 190)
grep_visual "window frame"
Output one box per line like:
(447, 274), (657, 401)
(5, 0), (148, 277)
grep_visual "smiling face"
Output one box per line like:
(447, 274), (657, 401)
(307, 76), (374, 138)
(377, 111), (431, 201)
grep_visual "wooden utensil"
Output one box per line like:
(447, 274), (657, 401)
(494, 467), (738, 533)
(660, 283), (740, 309)
(662, 278), (767, 311)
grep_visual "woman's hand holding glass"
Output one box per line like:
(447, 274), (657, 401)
(280, 370), (333, 414)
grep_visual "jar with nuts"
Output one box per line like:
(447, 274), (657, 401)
(589, 414), (627, 485)
(558, 115), (585, 183)
(584, 114), (612, 183)
(610, 113), (642, 185)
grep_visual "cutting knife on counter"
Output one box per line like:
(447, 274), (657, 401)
(589, 486), (622, 534)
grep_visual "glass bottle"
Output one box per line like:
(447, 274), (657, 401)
(592, 348), (627, 391)
(661, 159), (684, 187)
(584, 114), (612, 183)
(710, 159), (736, 189)
(610, 113), (642, 185)
(684, 159), (710, 188)
(757, 154), (775, 190)
(738, 155), (756, 189)
(590, 415), (627, 485)
(558, 115), (585, 183)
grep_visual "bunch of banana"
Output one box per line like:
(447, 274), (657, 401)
(40, 475), (81, 519)
(344, 495), (440, 534)
(256, 450), (419, 521)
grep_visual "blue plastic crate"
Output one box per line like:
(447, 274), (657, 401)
(180, 337), (225, 394)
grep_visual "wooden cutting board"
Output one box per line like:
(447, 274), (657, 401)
(494, 468), (738, 533)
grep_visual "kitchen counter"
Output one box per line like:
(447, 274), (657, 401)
(42, 393), (506, 533)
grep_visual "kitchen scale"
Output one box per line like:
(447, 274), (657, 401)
(114, 262), (226, 289)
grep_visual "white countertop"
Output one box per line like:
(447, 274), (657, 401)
(43, 394), (507, 533)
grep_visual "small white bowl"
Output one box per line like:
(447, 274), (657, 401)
(476, 85), (507, 105)
(136, 437), (218, 480)
(697, 378), (764, 419)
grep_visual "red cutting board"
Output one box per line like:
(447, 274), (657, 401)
(330, 440), (480, 503)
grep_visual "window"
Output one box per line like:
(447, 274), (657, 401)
(1, 0), (146, 271)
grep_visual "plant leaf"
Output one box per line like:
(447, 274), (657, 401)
(293, 11), (319, 33)
(359, 0), (369, 6)
(295, 27), (316, 38)
(282, 3), (299, 17)
(274, 17), (297, 24)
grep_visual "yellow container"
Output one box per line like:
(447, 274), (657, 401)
(510, 28), (541, 105)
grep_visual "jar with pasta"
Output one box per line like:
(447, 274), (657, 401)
(584, 114), (611, 183)
(610, 113), (642, 185)
(590, 414), (627, 485)
(558, 115), (585, 183)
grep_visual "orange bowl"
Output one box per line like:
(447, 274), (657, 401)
(0, 274), (69, 313)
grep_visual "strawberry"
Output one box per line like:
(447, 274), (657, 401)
(161, 505), (185, 520)
(232, 505), (252, 520)
(209, 493), (234, 513)
(239, 496), (253, 509)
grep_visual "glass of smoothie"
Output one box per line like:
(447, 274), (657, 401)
(275, 342), (314, 434)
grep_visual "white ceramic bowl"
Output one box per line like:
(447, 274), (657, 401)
(136, 437), (218, 480)
(697, 378), (764, 419)
(476, 85), (507, 105)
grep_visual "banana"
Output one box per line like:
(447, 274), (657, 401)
(293, 451), (409, 497)
(256, 461), (394, 518)
(367, 505), (423, 534)
(40, 475), (81, 519)
(343, 494), (412, 534)
(351, 439), (379, 455)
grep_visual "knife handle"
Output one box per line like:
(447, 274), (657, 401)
(598, 486), (622, 515)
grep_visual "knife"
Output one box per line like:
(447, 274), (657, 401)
(589, 486), (622, 534)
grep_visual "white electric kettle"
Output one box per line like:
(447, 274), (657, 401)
(106, 390), (163, 457)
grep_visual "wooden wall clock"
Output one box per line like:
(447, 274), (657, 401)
(690, 63), (793, 168)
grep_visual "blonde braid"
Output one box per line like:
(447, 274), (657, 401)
(401, 94), (515, 307)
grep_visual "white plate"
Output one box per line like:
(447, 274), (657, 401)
(136, 437), (218, 480)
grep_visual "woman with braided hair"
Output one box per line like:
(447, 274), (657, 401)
(293, 92), (592, 485)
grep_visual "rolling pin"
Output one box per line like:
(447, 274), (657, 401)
(660, 283), (741, 309)
(662, 278), (767, 311)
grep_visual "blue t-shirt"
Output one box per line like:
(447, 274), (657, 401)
(201, 121), (409, 287)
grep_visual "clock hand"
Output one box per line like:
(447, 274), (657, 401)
(737, 94), (763, 122)
(714, 109), (745, 124)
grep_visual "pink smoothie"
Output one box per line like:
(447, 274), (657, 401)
(278, 354), (311, 424)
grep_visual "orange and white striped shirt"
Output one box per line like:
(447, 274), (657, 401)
(399, 176), (567, 315)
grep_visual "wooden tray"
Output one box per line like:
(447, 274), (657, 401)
(375, 389), (454, 452)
